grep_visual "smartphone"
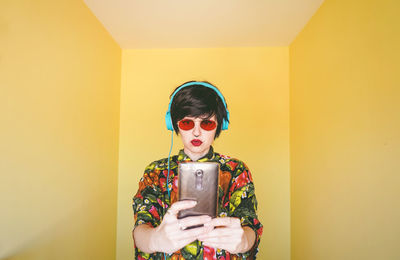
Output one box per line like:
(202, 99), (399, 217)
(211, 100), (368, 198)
(177, 162), (219, 219)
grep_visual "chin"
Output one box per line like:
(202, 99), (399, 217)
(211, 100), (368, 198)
(187, 145), (204, 152)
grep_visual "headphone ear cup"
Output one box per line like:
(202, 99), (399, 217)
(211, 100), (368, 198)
(165, 112), (173, 131)
(221, 111), (230, 130)
(222, 120), (228, 130)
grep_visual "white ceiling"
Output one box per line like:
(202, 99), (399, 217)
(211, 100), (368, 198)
(84, 0), (325, 49)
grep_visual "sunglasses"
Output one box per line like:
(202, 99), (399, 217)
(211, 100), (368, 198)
(178, 119), (217, 131)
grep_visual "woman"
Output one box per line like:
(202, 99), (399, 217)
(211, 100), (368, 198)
(132, 81), (263, 259)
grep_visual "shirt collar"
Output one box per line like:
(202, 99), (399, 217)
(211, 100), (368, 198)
(177, 146), (215, 162)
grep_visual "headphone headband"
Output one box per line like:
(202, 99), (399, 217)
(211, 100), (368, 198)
(165, 81), (230, 131)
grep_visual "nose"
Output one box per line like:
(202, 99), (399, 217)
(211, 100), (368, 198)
(192, 122), (201, 137)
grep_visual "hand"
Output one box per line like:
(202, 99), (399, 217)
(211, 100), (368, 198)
(198, 217), (255, 254)
(150, 200), (213, 254)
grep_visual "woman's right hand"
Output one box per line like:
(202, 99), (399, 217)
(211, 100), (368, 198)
(148, 200), (213, 254)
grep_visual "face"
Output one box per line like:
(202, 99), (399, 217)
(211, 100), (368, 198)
(178, 115), (217, 161)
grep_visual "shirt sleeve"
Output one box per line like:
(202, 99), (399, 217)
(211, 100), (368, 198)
(132, 162), (169, 260)
(132, 161), (165, 229)
(228, 160), (263, 259)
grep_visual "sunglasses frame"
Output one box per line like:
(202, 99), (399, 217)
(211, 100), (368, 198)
(178, 118), (217, 131)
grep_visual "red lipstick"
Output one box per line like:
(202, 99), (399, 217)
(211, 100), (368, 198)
(191, 139), (203, 146)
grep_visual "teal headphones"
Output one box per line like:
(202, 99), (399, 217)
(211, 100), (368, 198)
(165, 81), (230, 131)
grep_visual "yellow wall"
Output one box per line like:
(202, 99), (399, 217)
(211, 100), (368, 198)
(6, 0), (397, 259)
(290, 0), (400, 259)
(116, 47), (290, 260)
(0, 0), (121, 259)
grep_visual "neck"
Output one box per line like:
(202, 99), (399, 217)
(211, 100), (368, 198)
(184, 148), (209, 161)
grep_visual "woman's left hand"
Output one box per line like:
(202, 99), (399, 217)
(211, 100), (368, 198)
(197, 217), (255, 254)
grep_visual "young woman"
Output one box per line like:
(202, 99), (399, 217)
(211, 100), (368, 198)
(132, 81), (263, 259)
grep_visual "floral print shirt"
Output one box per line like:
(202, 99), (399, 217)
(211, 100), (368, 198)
(133, 147), (263, 259)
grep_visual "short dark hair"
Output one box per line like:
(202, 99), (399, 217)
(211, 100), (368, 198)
(170, 81), (229, 138)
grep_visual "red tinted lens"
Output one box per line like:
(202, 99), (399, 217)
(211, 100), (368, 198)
(178, 119), (194, 130)
(200, 120), (217, 131)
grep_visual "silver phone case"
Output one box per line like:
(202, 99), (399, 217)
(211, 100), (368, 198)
(177, 162), (219, 219)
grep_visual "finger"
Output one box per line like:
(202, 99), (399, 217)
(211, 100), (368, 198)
(208, 217), (241, 227)
(164, 215), (211, 233)
(200, 235), (242, 244)
(167, 200), (197, 215)
(178, 215), (211, 229)
(198, 229), (241, 240)
(168, 225), (209, 243)
(179, 226), (212, 240)
(198, 225), (244, 240)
